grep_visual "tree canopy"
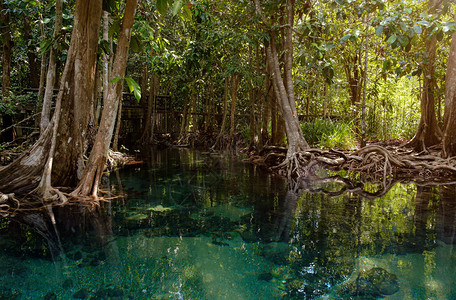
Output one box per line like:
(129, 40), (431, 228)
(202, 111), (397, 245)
(2, 0), (456, 200)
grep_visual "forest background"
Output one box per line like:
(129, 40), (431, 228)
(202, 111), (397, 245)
(1, 0), (456, 201)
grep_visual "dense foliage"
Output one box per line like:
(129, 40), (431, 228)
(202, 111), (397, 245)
(1, 0), (456, 150)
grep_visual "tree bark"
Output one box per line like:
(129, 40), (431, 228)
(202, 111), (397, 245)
(218, 77), (229, 137)
(406, 0), (442, 151)
(37, 14), (47, 107)
(102, 10), (110, 107)
(229, 74), (239, 137)
(1, 1), (11, 98)
(0, 0), (104, 195)
(361, 16), (369, 148)
(140, 73), (159, 143)
(249, 81), (256, 148)
(179, 97), (189, 139)
(191, 89), (198, 133)
(254, 0), (309, 159)
(442, 12), (456, 157)
(151, 75), (159, 140)
(343, 51), (363, 106)
(24, 16), (39, 88)
(261, 68), (271, 147)
(1, 1), (13, 142)
(112, 98), (122, 152)
(40, 0), (63, 133)
(72, 0), (137, 197)
(97, 10), (111, 126)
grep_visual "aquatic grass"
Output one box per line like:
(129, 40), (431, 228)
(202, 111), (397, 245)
(301, 118), (357, 150)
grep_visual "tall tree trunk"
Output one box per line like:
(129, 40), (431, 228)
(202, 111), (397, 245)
(343, 51), (362, 106)
(140, 73), (159, 143)
(1, 1), (13, 142)
(98, 10), (110, 126)
(38, 13), (47, 101)
(406, 0), (442, 151)
(271, 93), (278, 143)
(1, 1), (11, 98)
(37, 16), (47, 129)
(261, 69), (271, 147)
(361, 16), (369, 148)
(323, 82), (327, 118)
(24, 17), (39, 88)
(40, 0), (63, 133)
(191, 89), (198, 133)
(179, 97), (189, 139)
(254, 0), (309, 161)
(73, 0), (137, 197)
(249, 82), (256, 148)
(218, 77), (229, 137)
(442, 12), (456, 157)
(112, 98), (122, 152)
(0, 0), (104, 195)
(207, 80), (214, 130)
(229, 74), (239, 137)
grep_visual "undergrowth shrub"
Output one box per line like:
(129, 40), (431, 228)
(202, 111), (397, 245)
(301, 118), (357, 150)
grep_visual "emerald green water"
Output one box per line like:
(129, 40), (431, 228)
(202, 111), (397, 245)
(0, 149), (456, 299)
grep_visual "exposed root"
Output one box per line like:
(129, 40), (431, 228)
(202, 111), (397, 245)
(250, 143), (456, 184)
(106, 150), (137, 171)
(0, 192), (18, 217)
(211, 132), (244, 152)
(34, 185), (69, 205)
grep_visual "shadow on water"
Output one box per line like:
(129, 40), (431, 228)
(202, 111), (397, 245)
(1, 149), (456, 298)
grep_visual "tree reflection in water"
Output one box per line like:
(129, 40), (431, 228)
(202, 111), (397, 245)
(1, 152), (456, 298)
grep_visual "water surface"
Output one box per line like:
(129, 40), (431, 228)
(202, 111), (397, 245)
(0, 149), (455, 299)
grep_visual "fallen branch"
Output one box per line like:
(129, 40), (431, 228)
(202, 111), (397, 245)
(0, 113), (40, 134)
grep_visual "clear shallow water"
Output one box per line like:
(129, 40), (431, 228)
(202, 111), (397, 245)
(1, 149), (456, 299)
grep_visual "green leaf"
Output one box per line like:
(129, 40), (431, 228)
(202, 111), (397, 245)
(375, 26), (384, 36)
(417, 20), (430, 27)
(398, 35), (409, 47)
(125, 77), (141, 102)
(130, 35), (142, 53)
(340, 34), (351, 43)
(325, 42), (336, 49)
(99, 40), (111, 55)
(413, 25), (422, 34)
(382, 60), (390, 72)
(183, 4), (192, 21)
(172, 0), (183, 16)
(109, 20), (121, 38)
(387, 34), (397, 44)
(110, 76), (123, 83)
(157, 0), (168, 15)
(442, 23), (455, 33)
(40, 39), (53, 54)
